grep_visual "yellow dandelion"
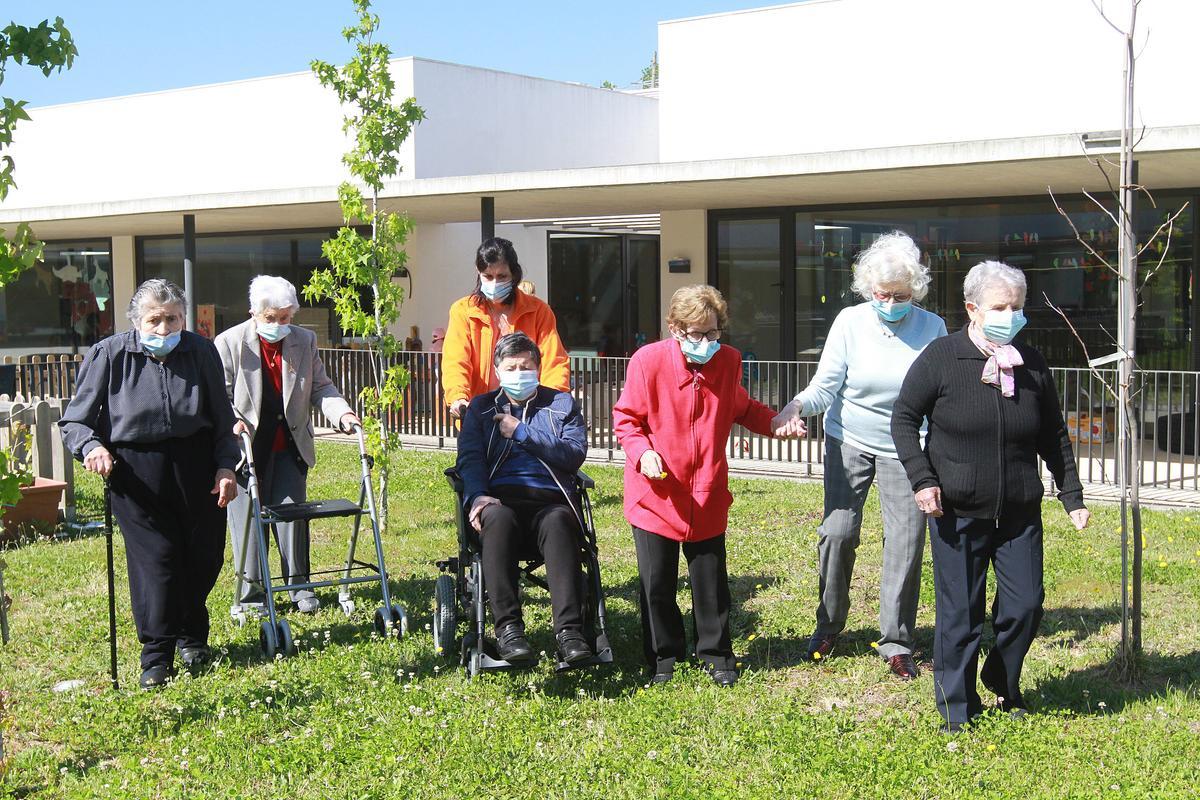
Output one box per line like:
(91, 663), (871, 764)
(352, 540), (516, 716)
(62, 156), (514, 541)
(747, 633), (757, 641)
(870, 641), (879, 649)
(987, 744), (997, 752)
(812, 651), (823, 661)
(1168, 536), (1175, 543)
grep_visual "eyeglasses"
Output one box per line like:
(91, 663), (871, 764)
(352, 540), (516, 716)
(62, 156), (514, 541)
(680, 328), (721, 343)
(872, 289), (913, 303)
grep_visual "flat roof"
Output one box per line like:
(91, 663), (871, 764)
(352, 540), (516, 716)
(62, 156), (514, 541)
(7, 125), (1199, 239)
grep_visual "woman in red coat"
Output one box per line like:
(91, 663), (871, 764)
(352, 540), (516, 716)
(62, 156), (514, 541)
(613, 285), (805, 686)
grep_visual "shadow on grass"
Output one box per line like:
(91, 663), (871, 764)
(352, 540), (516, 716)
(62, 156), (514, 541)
(1035, 648), (1200, 714)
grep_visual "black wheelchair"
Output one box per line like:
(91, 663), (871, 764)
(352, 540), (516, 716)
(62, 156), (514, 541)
(434, 467), (614, 677)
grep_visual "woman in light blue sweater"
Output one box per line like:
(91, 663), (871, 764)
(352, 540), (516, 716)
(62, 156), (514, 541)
(773, 231), (946, 680)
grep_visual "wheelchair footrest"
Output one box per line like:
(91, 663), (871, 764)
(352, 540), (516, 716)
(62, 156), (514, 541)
(554, 647), (613, 673)
(264, 498), (363, 522)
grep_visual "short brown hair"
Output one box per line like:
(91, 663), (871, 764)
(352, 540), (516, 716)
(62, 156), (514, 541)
(667, 284), (729, 332)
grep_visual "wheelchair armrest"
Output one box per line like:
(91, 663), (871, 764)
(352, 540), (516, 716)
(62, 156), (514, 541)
(444, 467), (465, 494)
(576, 470), (595, 490)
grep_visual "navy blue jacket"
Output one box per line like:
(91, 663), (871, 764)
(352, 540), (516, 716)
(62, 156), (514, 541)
(456, 386), (587, 511)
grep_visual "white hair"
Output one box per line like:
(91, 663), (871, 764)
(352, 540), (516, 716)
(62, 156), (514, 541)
(850, 231), (931, 302)
(248, 275), (299, 315)
(127, 278), (185, 325)
(963, 261), (1027, 306)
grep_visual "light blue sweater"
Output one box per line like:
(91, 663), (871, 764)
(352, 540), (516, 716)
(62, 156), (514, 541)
(794, 302), (947, 458)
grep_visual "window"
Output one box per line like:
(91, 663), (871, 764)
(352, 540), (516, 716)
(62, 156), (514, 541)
(137, 230), (340, 344)
(0, 239), (114, 351)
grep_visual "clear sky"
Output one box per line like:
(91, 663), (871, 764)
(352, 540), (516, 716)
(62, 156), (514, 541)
(4, 1), (776, 108)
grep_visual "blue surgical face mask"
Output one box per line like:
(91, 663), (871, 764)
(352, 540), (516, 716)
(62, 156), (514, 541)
(981, 308), (1027, 345)
(870, 298), (913, 323)
(480, 279), (512, 302)
(257, 322), (291, 343)
(141, 331), (181, 358)
(678, 336), (720, 364)
(499, 369), (539, 402)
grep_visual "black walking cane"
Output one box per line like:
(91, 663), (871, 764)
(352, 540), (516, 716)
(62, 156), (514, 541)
(103, 478), (119, 690)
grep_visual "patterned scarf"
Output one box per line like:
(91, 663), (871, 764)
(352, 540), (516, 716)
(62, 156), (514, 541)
(968, 323), (1024, 397)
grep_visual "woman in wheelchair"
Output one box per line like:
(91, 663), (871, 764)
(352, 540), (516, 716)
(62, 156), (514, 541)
(455, 332), (592, 666)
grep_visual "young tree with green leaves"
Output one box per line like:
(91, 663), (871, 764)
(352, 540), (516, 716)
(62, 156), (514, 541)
(304, 0), (424, 529)
(0, 16), (76, 289)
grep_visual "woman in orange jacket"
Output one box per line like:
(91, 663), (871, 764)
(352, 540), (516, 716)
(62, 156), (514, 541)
(442, 238), (571, 418)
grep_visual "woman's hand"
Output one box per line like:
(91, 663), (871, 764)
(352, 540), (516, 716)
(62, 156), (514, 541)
(914, 486), (943, 518)
(212, 468), (237, 508)
(83, 445), (115, 478)
(469, 495), (501, 531)
(233, 420), (248, 436)
(639, 450), (666, 480)
(448, 399), (469, 419)
(1069, 507), (1091, 531)
(339, 412), (361, 433)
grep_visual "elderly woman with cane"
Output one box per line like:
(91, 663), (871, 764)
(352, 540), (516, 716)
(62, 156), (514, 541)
(60, 279), (239, 689)
(892, 260), (1090, 733)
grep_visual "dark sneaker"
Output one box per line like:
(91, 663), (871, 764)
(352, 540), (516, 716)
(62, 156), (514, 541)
(139, 664), (174, 690)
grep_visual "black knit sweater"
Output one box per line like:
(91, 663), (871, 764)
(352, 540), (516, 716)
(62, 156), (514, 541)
(891, 326), (1085, 519)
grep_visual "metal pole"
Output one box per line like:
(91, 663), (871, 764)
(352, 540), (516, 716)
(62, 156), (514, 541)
(104, 480), (119, 690)
(183, 214), (196, 332)
(480, 197), (495, 242)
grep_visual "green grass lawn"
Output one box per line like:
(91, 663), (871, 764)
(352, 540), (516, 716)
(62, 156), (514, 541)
(1, 443), (1199, 798)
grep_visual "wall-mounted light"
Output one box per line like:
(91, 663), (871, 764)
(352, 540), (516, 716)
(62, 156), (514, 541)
(668, 257), (691, 274)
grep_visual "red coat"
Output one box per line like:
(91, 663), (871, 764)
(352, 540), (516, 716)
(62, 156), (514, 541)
(612, 339), (777, 542)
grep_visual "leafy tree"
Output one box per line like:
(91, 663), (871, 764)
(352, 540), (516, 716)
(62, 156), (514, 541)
(640, 51), (658, 89)
(0, 16), (76, 289)
(304, 0), (424, 529)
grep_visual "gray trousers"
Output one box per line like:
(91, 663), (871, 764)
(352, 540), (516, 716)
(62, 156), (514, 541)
(229, 451), (312, 604)
(815, 436), (927, 659)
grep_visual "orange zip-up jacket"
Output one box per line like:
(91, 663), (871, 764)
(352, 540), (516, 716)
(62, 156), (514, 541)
(440, 290), (571, 405)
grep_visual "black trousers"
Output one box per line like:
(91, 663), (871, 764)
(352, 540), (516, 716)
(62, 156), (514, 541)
(633, 527), (734, 673)
(110, 432), (227, 670)
(929, 509), (1045, 724)
(478, 486), (584, 634)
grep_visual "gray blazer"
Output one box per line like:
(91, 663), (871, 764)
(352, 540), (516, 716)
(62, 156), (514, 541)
(214, 319), (352, 467)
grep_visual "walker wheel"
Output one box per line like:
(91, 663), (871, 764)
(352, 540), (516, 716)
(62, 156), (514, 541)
(339, 599), (355, 617)
(259, 618), (277, 658)
(234, 611), (247, 628)
(277, 620), (296, 657)
(390, 604), (408, 638)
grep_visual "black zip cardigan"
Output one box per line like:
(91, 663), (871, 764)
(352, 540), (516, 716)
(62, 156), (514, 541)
(891, 326), (1085, 520)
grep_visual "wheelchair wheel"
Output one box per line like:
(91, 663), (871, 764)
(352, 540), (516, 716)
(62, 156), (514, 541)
(259, 618), (277, 659)
(277, 619), (296, 657)
(432, 574), (457, 657)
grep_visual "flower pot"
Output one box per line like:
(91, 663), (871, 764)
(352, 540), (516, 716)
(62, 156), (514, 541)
(2, 477), (67, 539)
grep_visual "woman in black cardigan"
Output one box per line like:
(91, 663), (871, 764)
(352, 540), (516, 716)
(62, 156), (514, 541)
(891, 261), (1090, 733)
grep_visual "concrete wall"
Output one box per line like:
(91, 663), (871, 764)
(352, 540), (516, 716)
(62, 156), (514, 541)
(111, 236), (137, 331)
(3, 58), (658, 213)
(657, 210), (708, 338)
(659, 0), (1200, 162)
(393, 222), (550, 345)
(410, 60), (658, 178)
(4, 67), (377, 210)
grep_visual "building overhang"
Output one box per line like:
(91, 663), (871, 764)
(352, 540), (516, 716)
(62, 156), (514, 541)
(6, 125), (1200, 240)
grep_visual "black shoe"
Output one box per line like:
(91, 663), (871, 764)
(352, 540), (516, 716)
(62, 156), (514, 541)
(805, 632), (839, 663)
(648, 670), (673, 685)
(555, 629), (593, 664)
(707, 665), (739, 687)
(179, 645), (212, 670)
(980, 660), (1027, 713)
(139, 664), (174, 690)
(495, 622), (536, 665)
